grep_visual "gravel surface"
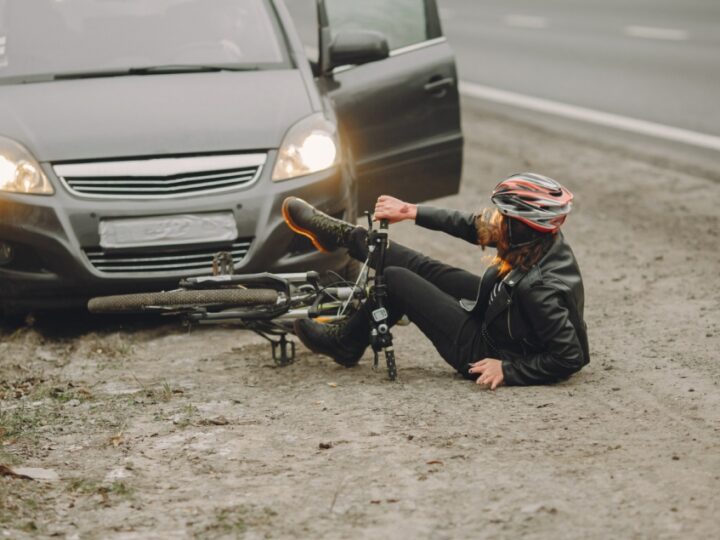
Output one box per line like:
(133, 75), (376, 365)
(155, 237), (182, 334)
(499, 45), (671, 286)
(1, 98), (718, 539)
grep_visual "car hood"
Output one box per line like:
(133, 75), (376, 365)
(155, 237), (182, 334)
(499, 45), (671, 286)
(0, 70), (313, 162)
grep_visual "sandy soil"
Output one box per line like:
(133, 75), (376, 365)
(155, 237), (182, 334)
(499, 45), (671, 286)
(1, 99), (719, 539)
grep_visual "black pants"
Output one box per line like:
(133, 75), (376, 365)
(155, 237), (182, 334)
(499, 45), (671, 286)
(348, 228), (488, 378)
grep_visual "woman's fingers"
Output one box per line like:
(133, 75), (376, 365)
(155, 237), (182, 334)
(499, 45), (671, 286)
(373, 203), (394, 220)
(469, 360), (493, 373)
(473, 364), (503, 390)
(477, 375), (496, 388)
(373, 196), (408, 223)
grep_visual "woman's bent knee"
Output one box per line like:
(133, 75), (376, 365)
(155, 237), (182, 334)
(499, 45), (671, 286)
(383, 266), (415, 283)
(383, 266), (418, 295)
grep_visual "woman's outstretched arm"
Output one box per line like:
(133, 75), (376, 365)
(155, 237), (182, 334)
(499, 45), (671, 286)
(373, 195), (488, 246)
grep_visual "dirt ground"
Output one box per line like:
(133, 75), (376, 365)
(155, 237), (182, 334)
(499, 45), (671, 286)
(1, 98), (719, 539)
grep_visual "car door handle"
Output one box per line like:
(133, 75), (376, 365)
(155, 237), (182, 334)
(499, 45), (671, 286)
(424, 76), (455, 96)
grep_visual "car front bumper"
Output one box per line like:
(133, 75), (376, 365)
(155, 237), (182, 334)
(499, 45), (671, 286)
(0, 153), (353, 312)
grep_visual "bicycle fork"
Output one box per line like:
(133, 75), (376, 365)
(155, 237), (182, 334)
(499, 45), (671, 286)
(367, 217), (398, 381)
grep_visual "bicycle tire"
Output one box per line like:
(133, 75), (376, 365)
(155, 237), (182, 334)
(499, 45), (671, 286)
(88, 288), (278, 314)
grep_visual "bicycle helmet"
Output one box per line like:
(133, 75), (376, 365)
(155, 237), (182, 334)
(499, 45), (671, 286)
(491, 173), (573, 233)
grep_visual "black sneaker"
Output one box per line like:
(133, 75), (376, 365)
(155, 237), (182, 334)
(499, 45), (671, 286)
(282, 197), (355, 252)
(294, 318), (367, 367)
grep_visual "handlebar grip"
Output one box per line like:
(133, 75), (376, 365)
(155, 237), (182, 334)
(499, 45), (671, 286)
(380, 219), (389, 230)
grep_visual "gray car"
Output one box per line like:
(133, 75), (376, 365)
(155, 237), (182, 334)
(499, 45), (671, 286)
(0, 0), (462, 315)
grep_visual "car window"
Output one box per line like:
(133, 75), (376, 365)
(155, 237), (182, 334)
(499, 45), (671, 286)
(0, 0), (290, 82)
(283, 0), (319, 63)
(284, 0), (438, 63)
(324, 0), (431, 51)
(0, 0), (6, 68)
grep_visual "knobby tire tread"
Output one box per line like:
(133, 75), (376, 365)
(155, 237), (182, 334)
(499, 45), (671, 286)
(88, 288), (278, 313)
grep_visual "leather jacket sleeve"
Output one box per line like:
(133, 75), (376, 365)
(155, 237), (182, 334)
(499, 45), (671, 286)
(501, 285), (586, 386)
(415, 206), (479, 245)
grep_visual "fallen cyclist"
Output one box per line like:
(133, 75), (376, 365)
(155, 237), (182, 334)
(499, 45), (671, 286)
(282, 173), (589, 388)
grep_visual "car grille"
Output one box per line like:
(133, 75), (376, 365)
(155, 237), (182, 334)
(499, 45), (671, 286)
(84, 239), (252, 274)
(54, 154), (266, 199)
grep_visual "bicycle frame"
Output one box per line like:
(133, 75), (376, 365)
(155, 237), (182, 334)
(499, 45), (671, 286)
(365, 218), (397, 379)
(88, 218), (399, 379)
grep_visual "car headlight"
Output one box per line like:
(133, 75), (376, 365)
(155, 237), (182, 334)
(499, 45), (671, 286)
(272, 113), (339, 181)
(0, 136), (54, 195)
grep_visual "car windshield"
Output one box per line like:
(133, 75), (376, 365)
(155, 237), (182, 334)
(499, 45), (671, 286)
(0, 0), (289, 83)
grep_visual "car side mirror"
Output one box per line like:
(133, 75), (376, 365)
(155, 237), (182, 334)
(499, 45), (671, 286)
(327, 30), (390, 72)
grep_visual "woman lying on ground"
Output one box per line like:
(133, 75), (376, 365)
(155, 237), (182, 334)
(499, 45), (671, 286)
(281, 173), (589, 388)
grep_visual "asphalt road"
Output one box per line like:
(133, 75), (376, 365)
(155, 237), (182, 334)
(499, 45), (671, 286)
(440, 0), (720, 136)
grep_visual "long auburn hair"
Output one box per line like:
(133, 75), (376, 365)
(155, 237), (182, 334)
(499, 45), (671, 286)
(475, 208), (554, 278)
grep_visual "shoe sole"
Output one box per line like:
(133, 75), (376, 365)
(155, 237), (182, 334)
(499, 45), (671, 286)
(281, 198), (329, 253)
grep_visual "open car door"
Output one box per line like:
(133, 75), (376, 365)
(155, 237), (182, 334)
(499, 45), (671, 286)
(315, 0), (463, 211)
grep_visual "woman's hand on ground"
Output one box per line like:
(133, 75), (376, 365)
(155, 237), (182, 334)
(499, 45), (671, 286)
(469, 359), (505, 390)
(373, 195), (418, 224)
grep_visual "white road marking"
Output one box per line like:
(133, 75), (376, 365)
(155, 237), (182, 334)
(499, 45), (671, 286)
(459, 81), (720, 152)
(624, 25), (688, 41)
(504, 15), (548, 29)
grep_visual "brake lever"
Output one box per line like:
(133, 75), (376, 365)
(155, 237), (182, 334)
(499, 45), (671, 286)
(365, 210), (373, 231)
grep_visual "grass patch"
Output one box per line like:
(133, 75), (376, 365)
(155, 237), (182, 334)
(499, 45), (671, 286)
(213, 507), (247, 536)
(173, 403), (200, 428)
(0, 401), (64, 462)
(0, 445), (18, 465)
(68, 478), (135, 507)
(0, 377), (44, 400)
(0, 402), (53, 441)
(34, 384), (93, 404)
(195, 505), (278, 539)
(134, 379), (183, 404)
(0, 477), (50, 532)
(123, 372), (186, 407)
(86, 335), (135, 368)
(196, 507), (247, 538)
(67, 477), (103, 495)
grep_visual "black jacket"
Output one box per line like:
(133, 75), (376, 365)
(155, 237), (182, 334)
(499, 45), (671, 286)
(416, 206), (590, 385)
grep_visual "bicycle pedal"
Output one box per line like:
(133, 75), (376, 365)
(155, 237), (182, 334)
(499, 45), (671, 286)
(271, 335), (295, 366)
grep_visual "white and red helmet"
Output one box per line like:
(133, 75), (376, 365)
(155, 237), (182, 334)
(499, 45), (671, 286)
(491, 173), (573, 233)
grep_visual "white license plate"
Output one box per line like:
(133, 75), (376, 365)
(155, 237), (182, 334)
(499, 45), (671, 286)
(99, 212), (238, 249)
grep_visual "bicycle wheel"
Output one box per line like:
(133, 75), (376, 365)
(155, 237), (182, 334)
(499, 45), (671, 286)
(88, 288), (278, 314)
